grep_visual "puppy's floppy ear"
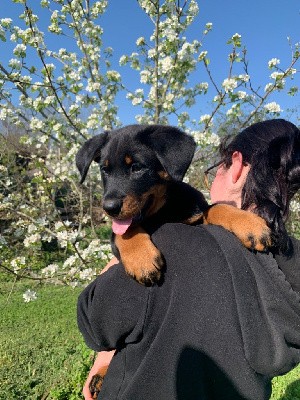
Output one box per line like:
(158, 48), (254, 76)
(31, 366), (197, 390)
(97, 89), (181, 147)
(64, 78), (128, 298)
(139, 125), (196, 181)
(76, 132), (108, 183)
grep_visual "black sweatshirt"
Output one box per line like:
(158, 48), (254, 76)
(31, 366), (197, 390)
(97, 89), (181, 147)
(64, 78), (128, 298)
(77, 224), (300, 400)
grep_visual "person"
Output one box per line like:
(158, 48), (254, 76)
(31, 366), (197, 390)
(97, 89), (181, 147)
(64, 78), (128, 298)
(77, 119), (300, 400)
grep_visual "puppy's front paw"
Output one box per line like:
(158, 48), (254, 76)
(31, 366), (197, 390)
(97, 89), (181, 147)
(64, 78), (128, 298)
(115, 227), (165, 285)
(89, 373), (104, 399)
(204, 204), (272, 251)
(123, 241), (164, 285)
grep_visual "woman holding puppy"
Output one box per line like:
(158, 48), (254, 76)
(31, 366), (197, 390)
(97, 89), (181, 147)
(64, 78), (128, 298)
(78, 119), (300, 400)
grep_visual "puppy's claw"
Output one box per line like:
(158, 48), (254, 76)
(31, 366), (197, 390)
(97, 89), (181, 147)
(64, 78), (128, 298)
(239, 225), (272, 251)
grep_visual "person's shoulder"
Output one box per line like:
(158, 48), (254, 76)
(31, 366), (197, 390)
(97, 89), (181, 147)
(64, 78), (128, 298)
(153, 222), (242, 254)
(154, 222), (239, 240)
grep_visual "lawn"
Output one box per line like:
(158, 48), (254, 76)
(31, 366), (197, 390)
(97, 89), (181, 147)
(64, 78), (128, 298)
(0, 281), (300, 399)
(0, 281), (94, 400)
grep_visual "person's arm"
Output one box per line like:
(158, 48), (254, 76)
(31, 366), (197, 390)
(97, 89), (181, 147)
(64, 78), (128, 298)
(78, 263), (150, 351)
(82, 350), (115, 400)
(78, 262), (150, 398)
(81, 257), (119, 399)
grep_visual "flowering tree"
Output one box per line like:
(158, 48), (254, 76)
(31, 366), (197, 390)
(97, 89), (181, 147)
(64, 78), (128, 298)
(120, 0), (299, 162)
(0, 0), (299, 300)
(0, 0), (120, 292)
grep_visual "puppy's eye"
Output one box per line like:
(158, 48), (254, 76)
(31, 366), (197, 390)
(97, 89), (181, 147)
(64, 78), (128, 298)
(131, 163), (144, 173)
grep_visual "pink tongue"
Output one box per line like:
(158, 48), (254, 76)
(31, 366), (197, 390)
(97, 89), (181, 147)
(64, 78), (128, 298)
(112, 218), (133, 235)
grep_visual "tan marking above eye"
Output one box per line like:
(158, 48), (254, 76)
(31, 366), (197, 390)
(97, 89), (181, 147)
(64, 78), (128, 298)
(125, 155), (133, 165)
(104, 159), (109, 167)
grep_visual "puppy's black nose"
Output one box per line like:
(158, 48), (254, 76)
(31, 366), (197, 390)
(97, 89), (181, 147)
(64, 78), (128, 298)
(103, 199), (122, 216)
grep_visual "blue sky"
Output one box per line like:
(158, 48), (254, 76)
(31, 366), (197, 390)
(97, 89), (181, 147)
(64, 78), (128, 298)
(1, 0), (300, 126)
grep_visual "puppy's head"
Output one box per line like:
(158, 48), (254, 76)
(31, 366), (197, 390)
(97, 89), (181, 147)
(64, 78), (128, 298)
(76, 124), (196, 234)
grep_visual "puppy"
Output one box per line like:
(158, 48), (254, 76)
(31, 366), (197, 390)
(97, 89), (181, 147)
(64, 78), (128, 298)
(76, 124), (271, 286)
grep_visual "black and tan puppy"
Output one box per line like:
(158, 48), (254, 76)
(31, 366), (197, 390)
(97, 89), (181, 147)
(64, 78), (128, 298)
(76, 124), (271, 286)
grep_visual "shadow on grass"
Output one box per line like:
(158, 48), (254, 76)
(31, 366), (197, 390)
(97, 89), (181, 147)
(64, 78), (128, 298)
(279, 380), (300, 400)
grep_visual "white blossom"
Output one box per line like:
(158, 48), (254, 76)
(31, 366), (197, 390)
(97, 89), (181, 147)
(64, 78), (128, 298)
(69, 71), (81, 81)
(192, 131), (220, 147)
(24, 233), (41, 247)
(270, 71), (284, 80)
(264, 101), (282, 113)
(21, 75), (32, 84)
(264, 83), (273, 92)
(147, 49), (156, 59)
(11, 256), (26, 272)
(79, 268), (96, 281)
(42, 264), (59, 277)
(237, 91), (247, 99)
(132, 97), (143, 105)
(119, 55), (128, 65)
(268, 58), (280, 68)
(107, 70), (121, 81)
(63, 255), (78, 268)
(0, 18), (12, 27)
(177, 42), (195, 60)
(54, 221), (64, 230)
(140, 70), (151, 84)
(189, 0), (199, 14)
(13, 43), (26, 57)
(199, 114), (211, 124)
(30, 117), (44, 131)
(232, 33), (241, 40)
(0, 108), (9, 120)
(136, 37), (145, 46)
(53, 123), (62, 132)
(160, 56), (173, 74)
(23, 289), (37, 303)
(9, 58), (21, 69)
(198, 82), (209, 91)
(86, 81), (101, 92)
(198, 51), (208, 61)
(222, 78), (237, 93)
(238, 74), (250, 82)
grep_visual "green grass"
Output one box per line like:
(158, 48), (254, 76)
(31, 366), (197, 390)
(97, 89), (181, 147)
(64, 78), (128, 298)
(0, 281), (94, 400)
(0, 281), (300, 399)
(272, 367), (300, 400)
